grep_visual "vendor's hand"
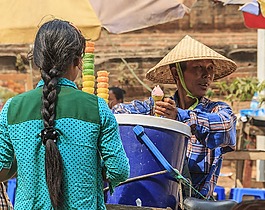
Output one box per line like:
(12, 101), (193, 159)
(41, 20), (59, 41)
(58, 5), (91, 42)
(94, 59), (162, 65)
(154, 98), (177, 120)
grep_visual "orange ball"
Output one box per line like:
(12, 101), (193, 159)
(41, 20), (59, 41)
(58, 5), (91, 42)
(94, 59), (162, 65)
(86, 41), (95, 47)
(97, 82), (109, 88)
(97, 70), (109, 77)
(97, 77), (109, 83)
(85, 47), (95, 53)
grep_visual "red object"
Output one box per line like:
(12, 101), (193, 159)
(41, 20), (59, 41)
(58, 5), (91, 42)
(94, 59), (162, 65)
(243, 12), (265, 29)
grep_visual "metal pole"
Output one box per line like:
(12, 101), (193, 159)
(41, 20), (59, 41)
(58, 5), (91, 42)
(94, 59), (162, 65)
(257, 29), (265, 80)
(257, 29), (265, 181)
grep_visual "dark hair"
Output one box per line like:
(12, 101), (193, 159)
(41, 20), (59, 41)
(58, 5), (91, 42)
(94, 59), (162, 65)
(169, 61), (187, 71)
(33, 19), (85, 208)
(109, 87), (126, 102)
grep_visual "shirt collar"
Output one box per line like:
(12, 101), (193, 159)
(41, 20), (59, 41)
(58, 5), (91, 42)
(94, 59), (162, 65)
(172, 91), (207, 108)
(36, 78), (78, 89)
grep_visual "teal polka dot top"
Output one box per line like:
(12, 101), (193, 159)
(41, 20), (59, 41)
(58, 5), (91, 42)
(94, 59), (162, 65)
(0, 78), (130, 210)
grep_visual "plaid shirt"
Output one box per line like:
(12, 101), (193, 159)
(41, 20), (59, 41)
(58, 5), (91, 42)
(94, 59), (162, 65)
(0, 183), (13, 210)
(112, 92), (237, 197)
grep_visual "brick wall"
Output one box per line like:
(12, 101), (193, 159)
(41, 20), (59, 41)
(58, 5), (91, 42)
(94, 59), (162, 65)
(0, 1), (258, 112)
(92, 2), (258, 103)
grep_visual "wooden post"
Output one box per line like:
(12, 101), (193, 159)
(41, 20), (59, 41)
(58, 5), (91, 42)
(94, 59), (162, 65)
(242, 160), (252, 188)
(256, 29), (265, 181)
(26, 72), (33, 91)
(223, 121), (265, 187)
(235, 121), (245, 187)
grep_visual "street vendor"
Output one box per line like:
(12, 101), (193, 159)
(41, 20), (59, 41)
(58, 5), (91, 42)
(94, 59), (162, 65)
(0, 19), (129, 209)
(108, 86), (126, 109)
(112, 35), (237, 199)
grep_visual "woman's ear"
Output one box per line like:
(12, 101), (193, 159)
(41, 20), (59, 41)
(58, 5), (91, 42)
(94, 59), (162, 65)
(170, 66), (179, 80)
(73, 57), (81, 67)
(74, 57), (83, 71)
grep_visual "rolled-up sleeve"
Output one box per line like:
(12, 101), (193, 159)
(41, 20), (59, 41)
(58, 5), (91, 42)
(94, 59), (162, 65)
(0, 99), (14, 171)
(177, 101), (236, 151)
(112, 97), (153, 115)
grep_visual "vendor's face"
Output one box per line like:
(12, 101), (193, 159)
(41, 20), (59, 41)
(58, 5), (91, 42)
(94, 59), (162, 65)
(182, 60), (215, 98)
(108, 90), (119, 109)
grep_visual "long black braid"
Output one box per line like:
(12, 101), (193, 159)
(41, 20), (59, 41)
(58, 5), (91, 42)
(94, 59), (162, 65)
(33, 19), (85, 208)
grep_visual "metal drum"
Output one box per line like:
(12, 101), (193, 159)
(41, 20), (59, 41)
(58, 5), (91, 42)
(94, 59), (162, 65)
(106, 114), (191, 210)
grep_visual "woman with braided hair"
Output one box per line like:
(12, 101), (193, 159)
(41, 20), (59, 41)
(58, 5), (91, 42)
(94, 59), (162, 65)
(0, 19), (129, 209)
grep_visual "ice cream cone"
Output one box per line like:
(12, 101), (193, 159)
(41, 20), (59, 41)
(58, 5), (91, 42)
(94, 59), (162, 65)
(152, 95), (164, 101)
(151, 85), (164, 116)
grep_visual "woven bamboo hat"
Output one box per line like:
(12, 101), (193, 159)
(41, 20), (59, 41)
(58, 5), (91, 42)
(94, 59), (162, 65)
(146, 35), (237, 84)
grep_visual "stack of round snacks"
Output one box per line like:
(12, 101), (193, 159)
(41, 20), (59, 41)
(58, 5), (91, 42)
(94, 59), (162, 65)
(82, 41), (95, 94)
(96, 70), (109, 103)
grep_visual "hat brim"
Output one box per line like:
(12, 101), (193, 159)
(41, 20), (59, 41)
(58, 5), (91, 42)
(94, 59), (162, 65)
(146, 35), (237, 84)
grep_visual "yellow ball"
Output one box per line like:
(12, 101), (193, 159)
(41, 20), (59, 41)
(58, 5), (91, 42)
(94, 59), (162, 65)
(83, 75), (95, 81)
(97, 88), (109, 94)
(83, 81), (95, 88)
(97, 93), (109, 99)
(82, 87), (95, 94)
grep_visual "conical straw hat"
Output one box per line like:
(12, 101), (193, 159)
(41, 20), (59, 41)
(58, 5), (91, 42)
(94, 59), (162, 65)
(146, 35), (237, 84)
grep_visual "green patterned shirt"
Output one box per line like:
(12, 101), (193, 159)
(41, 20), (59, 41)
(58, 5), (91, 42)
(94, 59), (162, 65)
(0, 78), (129, 210)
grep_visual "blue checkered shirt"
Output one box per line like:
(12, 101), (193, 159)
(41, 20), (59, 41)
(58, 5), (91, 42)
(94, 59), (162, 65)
(112, 92), (237, 197)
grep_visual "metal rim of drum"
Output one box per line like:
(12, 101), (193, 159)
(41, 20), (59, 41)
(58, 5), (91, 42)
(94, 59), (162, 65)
(114, 114), (191, 138)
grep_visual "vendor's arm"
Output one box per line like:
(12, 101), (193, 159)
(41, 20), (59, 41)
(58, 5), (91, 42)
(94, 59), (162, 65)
(0, 99), (17, 182)
(112, 97), (154, 115)
(177, 101), (236, 151)
(97, 98), (130, 193)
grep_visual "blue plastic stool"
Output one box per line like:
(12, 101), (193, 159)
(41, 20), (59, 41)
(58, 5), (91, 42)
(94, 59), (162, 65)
(229, 188), (265, 203)
(214, 185), (226, 200)
(7, 178), (16, 206)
